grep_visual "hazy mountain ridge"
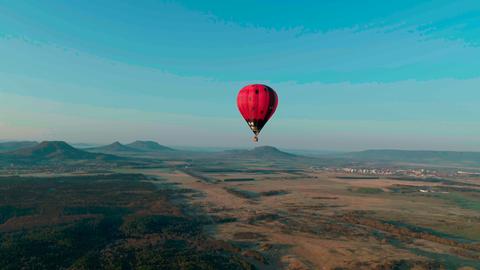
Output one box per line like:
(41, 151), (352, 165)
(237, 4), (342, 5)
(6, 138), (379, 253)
(222, 146), (297, 159)
(4, 139), (480, 167)
(86, 141), (175, 154)
(341, 149), (480, 165)
(86, 142), (141, 153)
(0, 141), (38, 152)
(126, 140), (174, 152)
(0, 141), (121, 164)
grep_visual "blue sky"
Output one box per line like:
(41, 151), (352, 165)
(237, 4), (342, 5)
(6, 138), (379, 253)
(0, 0), (480, 150)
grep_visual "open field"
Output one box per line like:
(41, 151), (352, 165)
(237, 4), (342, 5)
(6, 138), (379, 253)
(132, 167), (480, 270)
(1, 143), (480, 269)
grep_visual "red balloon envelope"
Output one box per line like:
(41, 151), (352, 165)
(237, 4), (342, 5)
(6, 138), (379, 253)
(237, 84), (278, 142)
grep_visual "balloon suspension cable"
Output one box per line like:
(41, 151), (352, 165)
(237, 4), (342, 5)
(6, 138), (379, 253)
(253, 135), (258, 142)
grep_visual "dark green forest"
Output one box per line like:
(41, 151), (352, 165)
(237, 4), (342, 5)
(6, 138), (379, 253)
(0, 174), (254, 270)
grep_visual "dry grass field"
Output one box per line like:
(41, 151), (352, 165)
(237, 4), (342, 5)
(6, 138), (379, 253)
(134, 168), (480, 270)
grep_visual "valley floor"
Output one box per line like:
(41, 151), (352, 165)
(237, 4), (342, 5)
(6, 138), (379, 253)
(1, 165), (479, 269)
(133, 168), (480, 270)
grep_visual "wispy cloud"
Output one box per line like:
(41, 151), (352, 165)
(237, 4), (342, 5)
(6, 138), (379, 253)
(1, 1), (479, 149)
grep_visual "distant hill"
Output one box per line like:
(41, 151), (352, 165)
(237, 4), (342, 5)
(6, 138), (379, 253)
(86, 142), (141, 153)
(2, 141), (117, 163)
(342, 149), (480, 166)
(0, 141), (38, 152)
(126, 141), (174, 152)
(222, 146), (297, 159)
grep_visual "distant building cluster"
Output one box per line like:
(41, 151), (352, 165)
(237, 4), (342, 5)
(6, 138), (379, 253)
(316, 166), (461, 178)
(311, 166), (480, 179)
(336, 167), (395, 175)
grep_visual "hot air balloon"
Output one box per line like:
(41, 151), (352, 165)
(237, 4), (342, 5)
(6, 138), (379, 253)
(237, 84), (278, 142)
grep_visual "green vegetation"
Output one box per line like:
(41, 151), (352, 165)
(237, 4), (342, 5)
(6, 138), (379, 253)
(0, 174), (254, 269)
(224, 187), (260, 199)
(0, 206), (35, 223)
(438, 192), (480, 211)
(224, 178), (255, 182)
(2, 142), (480, 269)
(389, 176), (480, 187)
(349, 187), (384, 194)
(259, 190), (289, 196)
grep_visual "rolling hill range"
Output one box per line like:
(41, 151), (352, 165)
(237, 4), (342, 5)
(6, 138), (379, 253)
(86, 141), (175, 154)
(7, 140), (480, 170)
(340, 149), (480, 167)
(126, 140), (175, 152)
(222, 146), (297, 159)
(86, 142), (141, 153)
(208, 146), (335, 167)
(0, 141), (121, 165)
(0, 141), (38, 152)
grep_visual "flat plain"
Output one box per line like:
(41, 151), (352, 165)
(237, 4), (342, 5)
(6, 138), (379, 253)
(128, 165), (480, 270)
(1, 142), (479, 269)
